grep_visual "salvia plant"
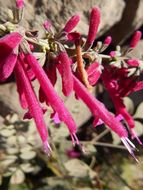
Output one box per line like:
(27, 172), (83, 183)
(0, 0), (143, 161)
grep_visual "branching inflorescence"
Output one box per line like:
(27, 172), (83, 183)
(0, 0), (143, 161)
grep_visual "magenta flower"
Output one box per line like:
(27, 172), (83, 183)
(72, 74), (138, 160)
(15, 57), (51, 153)
(0, 32), (80, 152)
(0, 32), (52, 152)
(73, 75), (127, 137)
(101, 65), (143, 146)
(0, 3), (141, 161)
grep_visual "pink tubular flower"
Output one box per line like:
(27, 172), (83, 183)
(63, 14), (80, 33)
(15, 57), (51, 154)
(129, 31), (142, 49)
(24, 53), (79, 145)
(0, 32), (23, 81)
(72, 74), (137, 160)
(103, 36), (112, 46)
(84, 7), (100, 50)
(73, 75), (127, 138)
(57, 51), (73, 96)
(16, 0), (24, 9)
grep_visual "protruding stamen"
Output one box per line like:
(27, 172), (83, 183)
(121, 137), (138, 162)
(70, 134), (86, 155)
(43, 141), (52, 156)
(71, 133), (79, 146)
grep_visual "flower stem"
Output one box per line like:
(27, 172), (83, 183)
(76, 42), (92, 90)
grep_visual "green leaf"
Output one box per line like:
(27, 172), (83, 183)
(10, 169), (25, 185)
(64, 159), (97, 179)
(0, 129), (16, 137)
(20, 151), (36, 160)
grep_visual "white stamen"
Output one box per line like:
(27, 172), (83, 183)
(125, 137), (136, 149)
(71, 133), (80, 146)
(121, 137), (139, 162)
(43, 141), (52, 156)
(121, 137), (132, 154)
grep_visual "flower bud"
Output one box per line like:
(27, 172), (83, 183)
(129, 31), (142, 49)
(16, 0), (24, 9)
(103, 36), (112, 46)
(63, 14), (80, 33)
(84, 7), (100, 50)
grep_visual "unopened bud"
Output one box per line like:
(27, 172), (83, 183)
(16, 0), (24, 9)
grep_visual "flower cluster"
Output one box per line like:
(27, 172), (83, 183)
(0, 0), (143, 160)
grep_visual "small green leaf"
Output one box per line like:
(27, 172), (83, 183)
(0, 129), (16, 137)
(20, 163), (35, 173)
(10, 169), (25, 184)
(20, 151), (36, 160)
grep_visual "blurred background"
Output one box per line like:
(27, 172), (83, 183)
(0, 0), (143, 189)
